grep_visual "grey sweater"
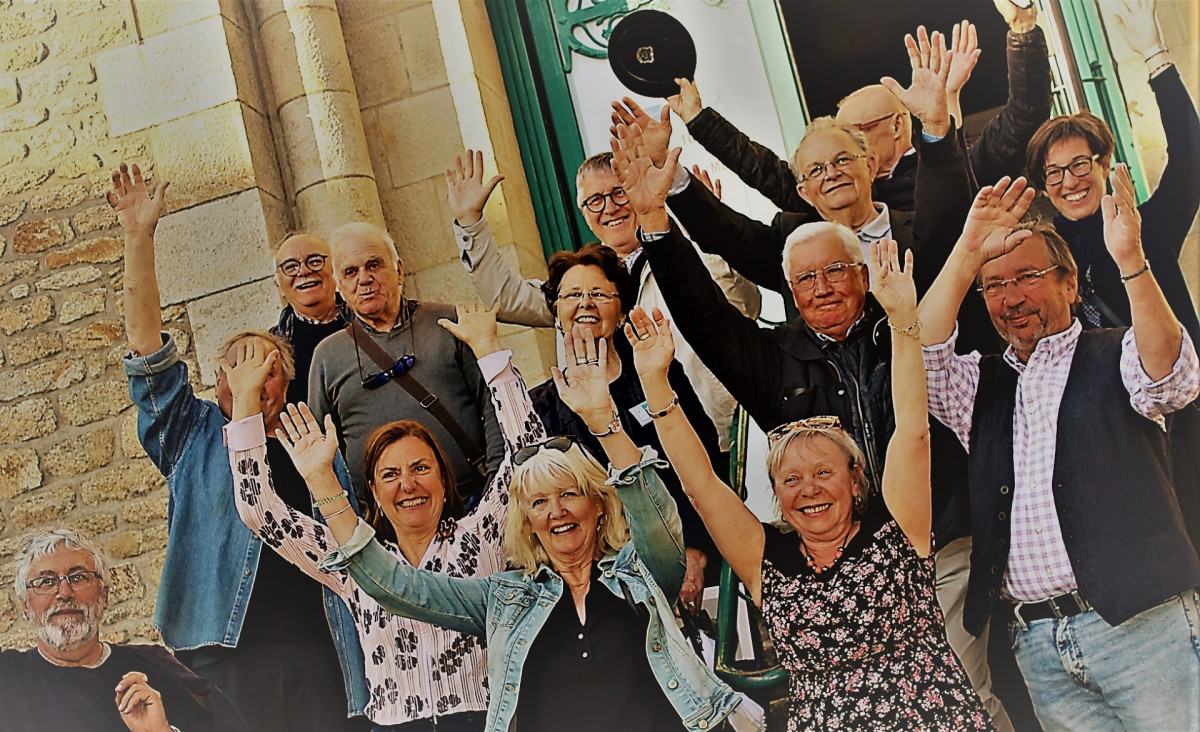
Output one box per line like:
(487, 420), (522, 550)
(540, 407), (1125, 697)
(308, 299), (504, 503)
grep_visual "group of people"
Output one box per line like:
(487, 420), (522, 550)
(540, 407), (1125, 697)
(4, 0), (1198, 730)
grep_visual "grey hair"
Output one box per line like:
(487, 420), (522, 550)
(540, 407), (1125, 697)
(575, 152), (616, 206)
(781, 221), (863, 282)
(14, 528), (110, 605)
(328, 222), (402, 266)
(215, 330), (296, 384)
(789, 116), (872, 177)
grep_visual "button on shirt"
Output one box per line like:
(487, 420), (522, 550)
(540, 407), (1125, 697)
(924, 320), (1200, 602)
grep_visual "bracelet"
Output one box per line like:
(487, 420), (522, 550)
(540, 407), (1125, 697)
(322, 503), (353, 520)
(1142, 43), (1168, 62)
(1149, 62), (1172, 78)
(1120, 259), (1151, 283)
(313, 490), (348, 508)
(647, 392), (680, 419)
(588, 413), (622, 438)
(888, 318), (922, 342)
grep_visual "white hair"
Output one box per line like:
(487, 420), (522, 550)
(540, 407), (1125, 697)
(781, 221), (863, 281)
(14, 528), (109, 606)
(328, 222), (401, 266)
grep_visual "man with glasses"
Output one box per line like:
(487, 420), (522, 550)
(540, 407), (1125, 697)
(110, 163), (370, 732)
(918, 170), (1200, 730)
(616, 103), (1014, 726)
(663, 2), (1050, 213)
(1, 528), (250, 731)
(308, 220), (505, 507)
(270, 233), (350, 404)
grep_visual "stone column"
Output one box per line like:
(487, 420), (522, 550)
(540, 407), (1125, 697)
(251, 0), (384, 236)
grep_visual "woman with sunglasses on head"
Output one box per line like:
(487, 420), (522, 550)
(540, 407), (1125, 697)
(263, 322), (740, 732)
(627, 240), (994, 730)
(528, 243), (723, 613)
(223, 303), (542, 731)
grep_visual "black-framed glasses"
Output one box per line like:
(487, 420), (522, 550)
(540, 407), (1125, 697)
(850, 112), (898, 133)
(557, 290), (619, 305)
(579, 188), (629, 213)
(766, 416), (843, 444)
(277, 254), (329, 277)
(1043, 154), (1100, 187)
(796, 154), (866, 185)
(787, 261), (864, 293)
(514, 436), (577, 466)
(26, 571), (103, 595)
(976, 265), (1060, 299)
(361, 354), (416, 390)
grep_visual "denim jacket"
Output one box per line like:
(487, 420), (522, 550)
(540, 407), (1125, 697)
(124, 334), (369, 714)
(321, 449), (740, 731)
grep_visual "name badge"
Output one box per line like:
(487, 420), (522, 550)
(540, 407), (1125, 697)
(629, 401), (653, 427)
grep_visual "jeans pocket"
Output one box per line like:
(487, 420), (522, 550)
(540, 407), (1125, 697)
(1179, 588), (1200, 656)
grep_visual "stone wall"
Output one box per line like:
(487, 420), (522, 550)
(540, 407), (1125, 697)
(0, 0), (550, 651)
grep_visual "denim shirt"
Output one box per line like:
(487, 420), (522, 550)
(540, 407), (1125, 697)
(124, 334), (369, 714)
(321, 449), (740, 731)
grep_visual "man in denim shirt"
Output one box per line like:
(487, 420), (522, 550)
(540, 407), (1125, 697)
(111, 163), (369, 731)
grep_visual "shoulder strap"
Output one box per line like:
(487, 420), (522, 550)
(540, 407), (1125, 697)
(346, 321), (487, 477)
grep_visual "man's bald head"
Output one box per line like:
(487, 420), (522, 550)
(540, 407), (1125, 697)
(836, 85), (912, 176)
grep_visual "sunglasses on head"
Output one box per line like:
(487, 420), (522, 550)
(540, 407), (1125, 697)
(514, 436), (577, 466)
(766, 415), (843, 444)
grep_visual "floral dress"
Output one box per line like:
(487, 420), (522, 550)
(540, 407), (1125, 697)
(760, 511), (995, 731)
(225, 351), (544, 726)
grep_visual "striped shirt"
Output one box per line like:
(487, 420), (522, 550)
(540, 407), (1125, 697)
(924, 321), (1199, 602)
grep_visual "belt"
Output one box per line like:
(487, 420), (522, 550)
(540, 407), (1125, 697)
(1012, 590), (1091, 625)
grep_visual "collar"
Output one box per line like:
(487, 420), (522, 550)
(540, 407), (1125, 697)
(38, 641), (110, 669)
(1002, 319), (1082, 371)
(855, 203), (892, 242)
(812, 313), (867, 343)
(354, 297), (417, 334)
(621, 247), (645, 273)
(293, 309), (336, 325)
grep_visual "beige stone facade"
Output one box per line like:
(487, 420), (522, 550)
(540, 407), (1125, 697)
(0, 0), (552, 650)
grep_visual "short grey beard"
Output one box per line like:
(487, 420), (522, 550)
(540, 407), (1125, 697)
(31, 600), (103, 652)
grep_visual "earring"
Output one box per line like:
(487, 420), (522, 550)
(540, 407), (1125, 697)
(597, 513), (608, 528)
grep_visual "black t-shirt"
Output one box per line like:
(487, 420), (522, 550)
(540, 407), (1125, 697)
(287, 316), (347, 405)
(515, 567), (683, 732)
(238, 438), (333, 641)
(0, 644), (249, 731)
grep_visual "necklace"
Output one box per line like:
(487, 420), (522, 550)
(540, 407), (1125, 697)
(800, 527), (856, 575)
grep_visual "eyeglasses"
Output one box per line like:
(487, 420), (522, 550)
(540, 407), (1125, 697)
(277, 254), (329, 277)
(1043, 154), (1100, 187)
(558, 290), (619, 305)
(850, 113), (898, 133)
(362, 354), (416, 390)
(977, 265), (1060, 299)
(796, 154), (866, 185)
(579, 188), (629, 213)
(787, 261), (864, 293)
(767, 416), (843, 444)
(514, 436), (577, 466)
(26, 571), (103, 595)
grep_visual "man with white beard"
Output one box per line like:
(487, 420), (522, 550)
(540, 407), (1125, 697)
(0, 529), (249, 732)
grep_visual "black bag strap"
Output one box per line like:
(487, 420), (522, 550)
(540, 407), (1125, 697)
(347, 321), (487, 477)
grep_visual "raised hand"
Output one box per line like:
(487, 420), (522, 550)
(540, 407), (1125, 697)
(552, 326), (617, 432)
(610, 122), (681, 221)
(437, 301), (502, 358)
(946, 20), (980, 97)
(445, 149), (504, 227)
(107, 162), (169, 237)
(219, 338), (279, 413)
(611, 97), (672, 166)
(691, 165), (722, 200)
(957, 176), (1036, 263)
(666, 77), (703, 124)
(1101, 163), (1145, 271)
(868, 239), (918, 321)
(992, 0), (1037, 34)
(1110, 0), (1162, 56)
(625, 306), (675, 379)
(881, 26), (952, 138)
(114, 672), (170, 732)
(275, 403), (341, 482)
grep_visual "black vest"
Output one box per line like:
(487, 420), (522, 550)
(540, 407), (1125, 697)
(964, 328), (1200, 636)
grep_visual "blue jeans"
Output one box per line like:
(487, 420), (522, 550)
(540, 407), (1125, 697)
(1008, 589), (1200, 731)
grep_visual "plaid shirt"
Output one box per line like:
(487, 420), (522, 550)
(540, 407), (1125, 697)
(924, 320), (1200, 602)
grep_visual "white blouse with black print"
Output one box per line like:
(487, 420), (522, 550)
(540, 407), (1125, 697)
(225, 349), (545, 725)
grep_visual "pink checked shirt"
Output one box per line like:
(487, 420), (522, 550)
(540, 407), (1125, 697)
(924, 321), (1200, 602)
